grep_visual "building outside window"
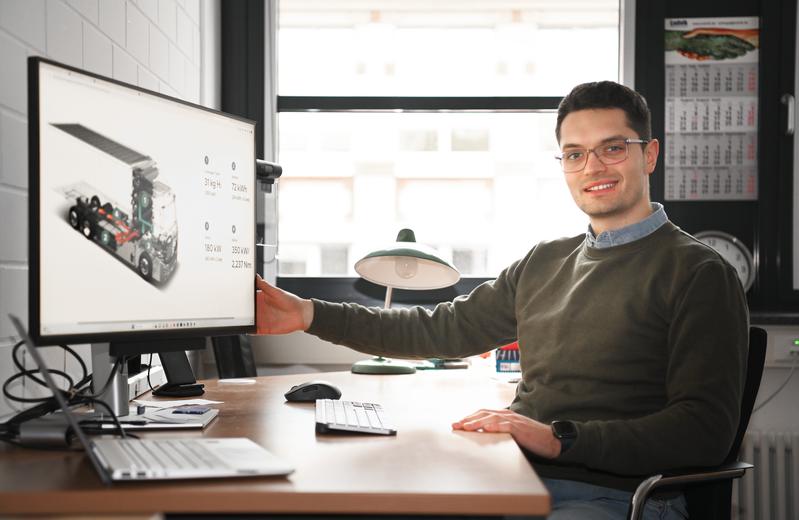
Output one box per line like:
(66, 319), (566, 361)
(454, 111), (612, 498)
(276, 0), (621, 281)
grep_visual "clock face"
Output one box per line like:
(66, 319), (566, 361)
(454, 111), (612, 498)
(694, 231), (755, 291)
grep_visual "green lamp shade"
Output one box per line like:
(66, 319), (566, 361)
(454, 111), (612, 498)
(354, 229), (460, 290)
(351, 229), (460, 375)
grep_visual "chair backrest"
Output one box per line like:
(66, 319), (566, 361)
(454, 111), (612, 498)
(724, 326), (767, 465)
(685, 326), (767, 520)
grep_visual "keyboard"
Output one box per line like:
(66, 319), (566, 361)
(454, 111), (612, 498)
(315, 399), (397, 435)
(116, 439), (227, 471)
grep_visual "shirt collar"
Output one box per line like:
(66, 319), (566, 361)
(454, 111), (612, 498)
(586, 203), (668, 249)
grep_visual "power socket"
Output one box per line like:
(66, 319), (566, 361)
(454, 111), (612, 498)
(762, 326), (799, 367)
(775, 342), (799, 365)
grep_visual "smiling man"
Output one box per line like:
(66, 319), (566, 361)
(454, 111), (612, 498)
(254, 81), (748, 520)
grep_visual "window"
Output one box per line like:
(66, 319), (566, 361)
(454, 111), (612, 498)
(276, 0), (621, 285)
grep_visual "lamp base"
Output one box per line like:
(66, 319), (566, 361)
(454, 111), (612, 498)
(351, 357), (416, 375)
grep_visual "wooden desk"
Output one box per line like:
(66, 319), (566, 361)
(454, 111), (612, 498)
(0, 369), (549, 516)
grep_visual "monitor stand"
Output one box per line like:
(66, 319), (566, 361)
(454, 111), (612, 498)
(151, 350), (205, 397)
(152, 383), (205, 398)
(91, 343), (130, 417)
(91, 338), (206, 417)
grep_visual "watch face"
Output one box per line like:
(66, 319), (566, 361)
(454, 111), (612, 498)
(695, 230), (755, 291)
(551, 420), (578, 439)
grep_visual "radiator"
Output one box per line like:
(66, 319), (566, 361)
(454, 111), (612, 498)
(732, 431), (799, 520)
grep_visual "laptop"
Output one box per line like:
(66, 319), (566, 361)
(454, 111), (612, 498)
(9, 315), (294, 483)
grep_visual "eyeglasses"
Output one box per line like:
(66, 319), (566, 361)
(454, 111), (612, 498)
(555, 138), (649, 173)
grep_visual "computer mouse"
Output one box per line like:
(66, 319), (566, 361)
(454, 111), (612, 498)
(284, 380), (342, 402)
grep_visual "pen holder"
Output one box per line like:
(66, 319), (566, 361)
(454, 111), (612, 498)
(495, 342), (520, 373)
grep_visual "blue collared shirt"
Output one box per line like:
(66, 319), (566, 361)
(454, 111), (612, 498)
(586, 203), (668, 249)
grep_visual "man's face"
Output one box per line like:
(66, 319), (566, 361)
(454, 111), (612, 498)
(558, 108), (658, 229)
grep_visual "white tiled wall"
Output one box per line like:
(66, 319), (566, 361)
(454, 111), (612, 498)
(0, 0), (208, 418)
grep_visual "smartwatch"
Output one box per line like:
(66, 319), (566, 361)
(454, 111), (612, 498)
(551, 420), (578, 455)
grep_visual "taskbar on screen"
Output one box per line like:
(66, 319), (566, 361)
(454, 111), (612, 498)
(41, 317), (254, 336)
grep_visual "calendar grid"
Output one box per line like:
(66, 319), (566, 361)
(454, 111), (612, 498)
(664, 17), (759, 201)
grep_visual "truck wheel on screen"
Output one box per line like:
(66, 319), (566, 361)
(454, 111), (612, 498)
(81, 219), (93, 239)
(68, 208), (80, 229)
(90, 196), (101, 210)
(138, 253), (152, 280)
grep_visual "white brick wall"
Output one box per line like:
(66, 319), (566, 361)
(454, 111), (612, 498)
(0, 0), (207, 419)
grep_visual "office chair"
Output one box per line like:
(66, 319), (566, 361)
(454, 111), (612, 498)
(626, 326), (767, 520)
(212, 334), (258, 378)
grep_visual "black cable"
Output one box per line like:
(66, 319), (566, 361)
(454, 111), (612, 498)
(146, 353), (155, 392)
(61, 343), (88, 386)
(11, 341), (26, 374)
(1, 342), (124, 444)
(73, 373), (93, 393)
(11, 341), (57, 389)
(71, 395), (127, 439)
(78, 356), (124, 399)
(63, 344), (92, 394)
(5, 341), (86, 399)
(3, 368), (75, 403)
(0, 422), (15, 438)
(2, 399), (60, 428)
(2, 339), (139, 446)
(66, 360), (130, 439)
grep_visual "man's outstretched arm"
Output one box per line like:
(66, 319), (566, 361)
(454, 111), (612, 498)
(255, 255), (527, 361)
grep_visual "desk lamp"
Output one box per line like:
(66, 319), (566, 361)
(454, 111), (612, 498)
(352, 229), (460, 374)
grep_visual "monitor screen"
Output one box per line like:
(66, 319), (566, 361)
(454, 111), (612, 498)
(29, 58), (257, 345)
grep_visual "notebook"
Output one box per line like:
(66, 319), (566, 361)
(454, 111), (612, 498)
(94, 407), (220, 431)
(9, 314), (294, 483)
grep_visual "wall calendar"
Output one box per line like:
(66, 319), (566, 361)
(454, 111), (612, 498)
(664, 17), (759, 201)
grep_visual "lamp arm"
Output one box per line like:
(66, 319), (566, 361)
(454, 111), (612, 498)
(384, 286), (393, 309)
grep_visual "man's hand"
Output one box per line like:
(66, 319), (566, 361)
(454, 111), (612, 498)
(452, 409), (561, 459)
(255, 275), (314, 335)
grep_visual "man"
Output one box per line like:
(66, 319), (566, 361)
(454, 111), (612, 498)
(255, 81), (748, 520)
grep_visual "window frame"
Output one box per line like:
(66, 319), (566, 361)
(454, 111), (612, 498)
(229, 0), (631, 305)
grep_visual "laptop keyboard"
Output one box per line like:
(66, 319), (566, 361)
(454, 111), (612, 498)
(117, 439), (227, 470)
(315, 399), (396, 435)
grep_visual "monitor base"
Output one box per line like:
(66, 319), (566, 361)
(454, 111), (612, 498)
(351, 357), (416, 375)
(152, 383), (205, 398)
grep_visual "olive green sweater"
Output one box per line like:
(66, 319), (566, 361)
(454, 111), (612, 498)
(307, 221), (748, 491)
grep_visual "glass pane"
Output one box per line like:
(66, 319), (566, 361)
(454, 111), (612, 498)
(277, 112), (588, 277)
(278, 0), (620, 96)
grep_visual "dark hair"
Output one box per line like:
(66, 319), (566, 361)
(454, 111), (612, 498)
(555, 81), (652, 143)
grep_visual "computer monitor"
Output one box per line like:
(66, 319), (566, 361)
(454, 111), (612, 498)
(28, 58), (257, 404)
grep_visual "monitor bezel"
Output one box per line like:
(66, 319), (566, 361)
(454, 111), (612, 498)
(28, 56), (259, 346)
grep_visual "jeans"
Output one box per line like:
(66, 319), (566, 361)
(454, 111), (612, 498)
(542, 478), (689, 520)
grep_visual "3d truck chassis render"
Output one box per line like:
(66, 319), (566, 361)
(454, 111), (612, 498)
(53, 123), (178, 285)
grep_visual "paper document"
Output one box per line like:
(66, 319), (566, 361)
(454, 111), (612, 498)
(134, 398), (223, 409)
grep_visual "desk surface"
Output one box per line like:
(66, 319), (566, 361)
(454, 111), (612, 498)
(0, 369), (549, 516)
